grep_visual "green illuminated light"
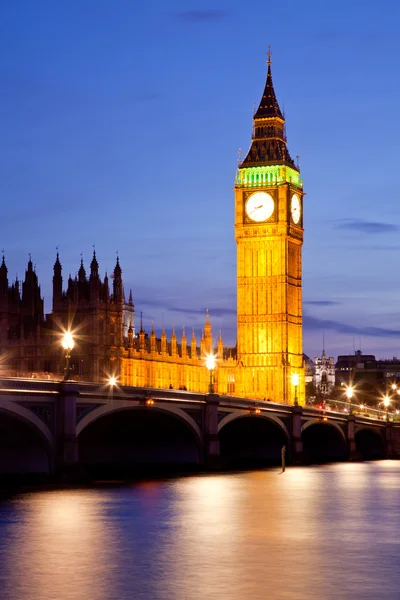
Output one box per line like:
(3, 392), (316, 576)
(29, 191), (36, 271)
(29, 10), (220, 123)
(235, 166), (302, 188)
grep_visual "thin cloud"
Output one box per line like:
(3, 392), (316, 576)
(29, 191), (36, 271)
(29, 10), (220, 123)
(335, 219), (399, 234)
(304, 314), (400, 338)
(177, 10), (230, 22)
(304, 300), (340, 307)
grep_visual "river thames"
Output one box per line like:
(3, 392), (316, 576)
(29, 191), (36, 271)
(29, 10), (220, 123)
(1, 461), (400, 600)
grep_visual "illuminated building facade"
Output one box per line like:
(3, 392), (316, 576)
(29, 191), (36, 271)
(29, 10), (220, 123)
(0, 252), (233, 393)
(234, 52), (304, 402)
(0, 54), (304, 402)
(314, 348), (335, 398)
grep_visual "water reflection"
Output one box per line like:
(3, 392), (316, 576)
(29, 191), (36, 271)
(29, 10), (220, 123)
(1, 463), (400, 599)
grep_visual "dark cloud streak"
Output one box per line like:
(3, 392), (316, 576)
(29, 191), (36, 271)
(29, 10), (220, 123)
(304, 314), (400, 338)
(304, 300), (340, 307)
(335, 219), (399, 234)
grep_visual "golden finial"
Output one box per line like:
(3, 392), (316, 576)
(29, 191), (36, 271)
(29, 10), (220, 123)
(267, 45), (272, 66)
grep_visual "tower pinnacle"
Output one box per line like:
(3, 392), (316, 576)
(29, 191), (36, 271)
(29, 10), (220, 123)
(241, 54), (296, 169)
(267, 44), (272, 66)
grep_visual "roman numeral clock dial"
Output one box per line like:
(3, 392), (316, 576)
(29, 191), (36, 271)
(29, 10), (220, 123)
(291, 193), (301, 225)
(245, 191), (274, 222)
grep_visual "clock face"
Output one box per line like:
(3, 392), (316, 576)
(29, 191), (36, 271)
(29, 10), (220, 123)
(245, 192), (274, 222)
(291, 194), (301, 224)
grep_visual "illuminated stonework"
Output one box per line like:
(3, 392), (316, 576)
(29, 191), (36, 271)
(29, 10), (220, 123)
(0, 57), (304, 405)
(234, 59), (305, 404)
(235, 165), (302, 188)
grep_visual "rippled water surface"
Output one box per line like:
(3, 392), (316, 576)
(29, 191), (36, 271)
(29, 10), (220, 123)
(1, 462), (400, 599)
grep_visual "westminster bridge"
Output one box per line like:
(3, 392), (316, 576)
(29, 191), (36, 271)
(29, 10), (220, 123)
(0, 377), (399, 478)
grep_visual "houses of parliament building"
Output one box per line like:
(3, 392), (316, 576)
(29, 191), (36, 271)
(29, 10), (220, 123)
(0, 55), (305, 404)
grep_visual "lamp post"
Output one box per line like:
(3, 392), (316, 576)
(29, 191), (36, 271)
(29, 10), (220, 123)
(206, 354), (216, 394)
(346, 386), (354, 415)
(383, 395), (390, 422)
(62, 331), (74, 381)
(291, 373), (299, 406)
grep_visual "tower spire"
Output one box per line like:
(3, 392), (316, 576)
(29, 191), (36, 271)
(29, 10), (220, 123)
(241, 50), (296, 170)
(267, 44), (272, 66)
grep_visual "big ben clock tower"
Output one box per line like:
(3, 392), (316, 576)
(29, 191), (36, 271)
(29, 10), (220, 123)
(235, 51), (304, 404)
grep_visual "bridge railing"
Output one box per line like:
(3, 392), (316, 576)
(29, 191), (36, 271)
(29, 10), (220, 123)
(306, 398), (399, 422)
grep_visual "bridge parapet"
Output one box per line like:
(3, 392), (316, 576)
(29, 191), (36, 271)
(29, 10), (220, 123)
(0, 378), (398, 476)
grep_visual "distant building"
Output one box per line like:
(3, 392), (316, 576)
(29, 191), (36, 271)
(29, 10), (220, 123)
(0, 252), (237, 393)
(335, 350), (400, 405)
(0, 57), (308, 403)
(314, 348), (335, 398)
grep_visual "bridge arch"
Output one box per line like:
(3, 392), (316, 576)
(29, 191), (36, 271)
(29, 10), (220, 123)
(0, 398), (54, 476)
(302, 419), (348, 463)
(355, 426), (386, 460)
(77, 401), (203, 474)
(218, 410), (290, 467)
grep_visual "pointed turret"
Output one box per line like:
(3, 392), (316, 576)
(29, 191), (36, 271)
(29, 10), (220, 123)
(103, 271), (109, 302)
(78, 257), (86, 283)
(139, 312), (145, 350)
(90, 249), (99, 278)
(89, 249), (100, 302)
(202, 309), (213, 355)
(217, 330), (224, 359)
(171, 326), (177, 357)
(150, 321), (156, 353)
(0, 253), (8, 301)
(113, 255), (123, 303)
(21, 255), (44, 337)
(241, 49), (296, 170)
(128, 321), (134, 348)
(181, 327), (187, 358)
(161, 323), (167, 355)
(53, 251), (62, 309)
(191, 328), (197, 360)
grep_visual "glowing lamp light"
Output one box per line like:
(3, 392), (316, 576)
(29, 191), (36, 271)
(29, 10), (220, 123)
(205, 353), (217, 394)
(291, 373), (299, 406)
(360, 404), (365, 410)
(109, 376), (117, 386)
(254, 408), (261, 415)
(383, 396), (390, 409)
(291, 373), (299, 387)
(62, 331), (74, 351)
(205, 354), (216, 371)
(61, 331), (74, 381)
(392, 384), (397, 391)
(346, 386), (354, 400)
(146, 398), (154, 406)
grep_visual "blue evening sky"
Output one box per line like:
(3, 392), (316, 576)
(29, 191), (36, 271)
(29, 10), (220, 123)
(1, 0), (400, 360)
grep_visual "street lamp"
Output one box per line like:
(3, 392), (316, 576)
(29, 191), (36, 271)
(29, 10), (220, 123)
(383, 395), (390, 421)
(61, 331), (74, 381)
(205, 354), (216, 394)
(291, 373), (299, 406)
(346, 386), (354, 415)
